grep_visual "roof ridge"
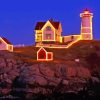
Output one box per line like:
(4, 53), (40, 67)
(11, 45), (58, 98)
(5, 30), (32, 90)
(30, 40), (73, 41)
(1, 37), (12, 45)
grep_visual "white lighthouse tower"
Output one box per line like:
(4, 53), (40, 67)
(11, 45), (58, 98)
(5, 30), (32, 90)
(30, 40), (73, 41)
(80, 9), (93, 40)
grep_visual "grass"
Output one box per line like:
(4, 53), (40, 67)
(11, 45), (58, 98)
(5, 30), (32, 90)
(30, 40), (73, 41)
(13, 40), (100, 63)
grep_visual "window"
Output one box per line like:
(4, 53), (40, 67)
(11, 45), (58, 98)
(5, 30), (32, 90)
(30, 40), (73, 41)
(36, 34), (42, 41)
(9, 46), (12, 50)
(45, 34), (51, 39)
(46, 26), (51, 31)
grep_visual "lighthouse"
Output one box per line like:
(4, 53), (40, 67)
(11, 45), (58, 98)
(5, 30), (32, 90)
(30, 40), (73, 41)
(80, 9), (93, 40)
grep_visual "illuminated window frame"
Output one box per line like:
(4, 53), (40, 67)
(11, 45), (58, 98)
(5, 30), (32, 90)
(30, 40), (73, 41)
(37, 47), (53, 61)
(46, 26), (51, 31)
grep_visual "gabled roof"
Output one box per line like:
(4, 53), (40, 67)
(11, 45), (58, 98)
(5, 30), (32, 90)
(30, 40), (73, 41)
(1, 37), (12, 45)
(35, 22), (46, 30)
(35, 19), (60, 30)
(49, 20), (60, 29)
(37, 47), (53, 53)
(37, 47), (47, 53)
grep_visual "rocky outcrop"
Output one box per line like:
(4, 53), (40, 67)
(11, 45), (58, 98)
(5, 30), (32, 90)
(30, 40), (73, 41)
(0, 51), (91, 96)
(0, 43), (100, 99)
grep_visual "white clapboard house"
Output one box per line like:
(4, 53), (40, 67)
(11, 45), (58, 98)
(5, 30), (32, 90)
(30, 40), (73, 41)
(0, 37), (13, 52)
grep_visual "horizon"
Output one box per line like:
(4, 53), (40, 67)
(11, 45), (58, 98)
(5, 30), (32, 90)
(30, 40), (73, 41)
(0, 0), (99, 45)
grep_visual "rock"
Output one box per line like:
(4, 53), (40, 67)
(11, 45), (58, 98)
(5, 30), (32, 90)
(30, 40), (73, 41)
(0, 51), (93, 95)
(28, 64), (41, 76)
(77, 67), (91, 78)
(62, 80), (69, 85)
(0, 58), (5, 64)
(48, 78), (61, 86)
(39, 65), (54, 77)
(7, 63), (13, 68)
(1, 88), (11, 95)
(7, 69), (19, 80)
(0, 62), (6, 67)
(33, 75), (47, 86)
(5, 79), (12, 84)
(67, 67), (77, 77)
(91, 77), (100, 83)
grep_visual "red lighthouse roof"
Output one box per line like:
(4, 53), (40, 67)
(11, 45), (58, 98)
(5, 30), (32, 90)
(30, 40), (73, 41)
(84, 9), (90, 13)
(80, 8), (93, 17)
(84, 8), (90, 12)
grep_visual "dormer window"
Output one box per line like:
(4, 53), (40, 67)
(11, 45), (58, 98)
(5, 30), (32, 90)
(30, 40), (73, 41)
(46, 26), (51, 31)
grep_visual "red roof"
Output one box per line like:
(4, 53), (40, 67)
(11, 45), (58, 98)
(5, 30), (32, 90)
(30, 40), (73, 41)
(49, 20), (60, 29)
(35, 20), (60, 30)
(1, 37), (12, 45)
(84, 8), (89, 11)
(35, 22), (46, 30)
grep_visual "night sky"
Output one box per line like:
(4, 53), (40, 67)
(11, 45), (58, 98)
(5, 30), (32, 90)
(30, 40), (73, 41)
(0, 0), (99, 45)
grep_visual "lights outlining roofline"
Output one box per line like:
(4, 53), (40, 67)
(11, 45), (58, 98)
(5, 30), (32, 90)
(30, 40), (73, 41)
(36, 35), (81, 49)
(0, 37), (13, 52)
(41, 20), (56, 42)
(35, 8), (94, 48)
(37, 47), (53, 61)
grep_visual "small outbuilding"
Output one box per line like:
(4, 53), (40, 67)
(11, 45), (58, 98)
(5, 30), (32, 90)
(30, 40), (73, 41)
(0, 37), (13, 52)
(37, 47), (53, 61)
